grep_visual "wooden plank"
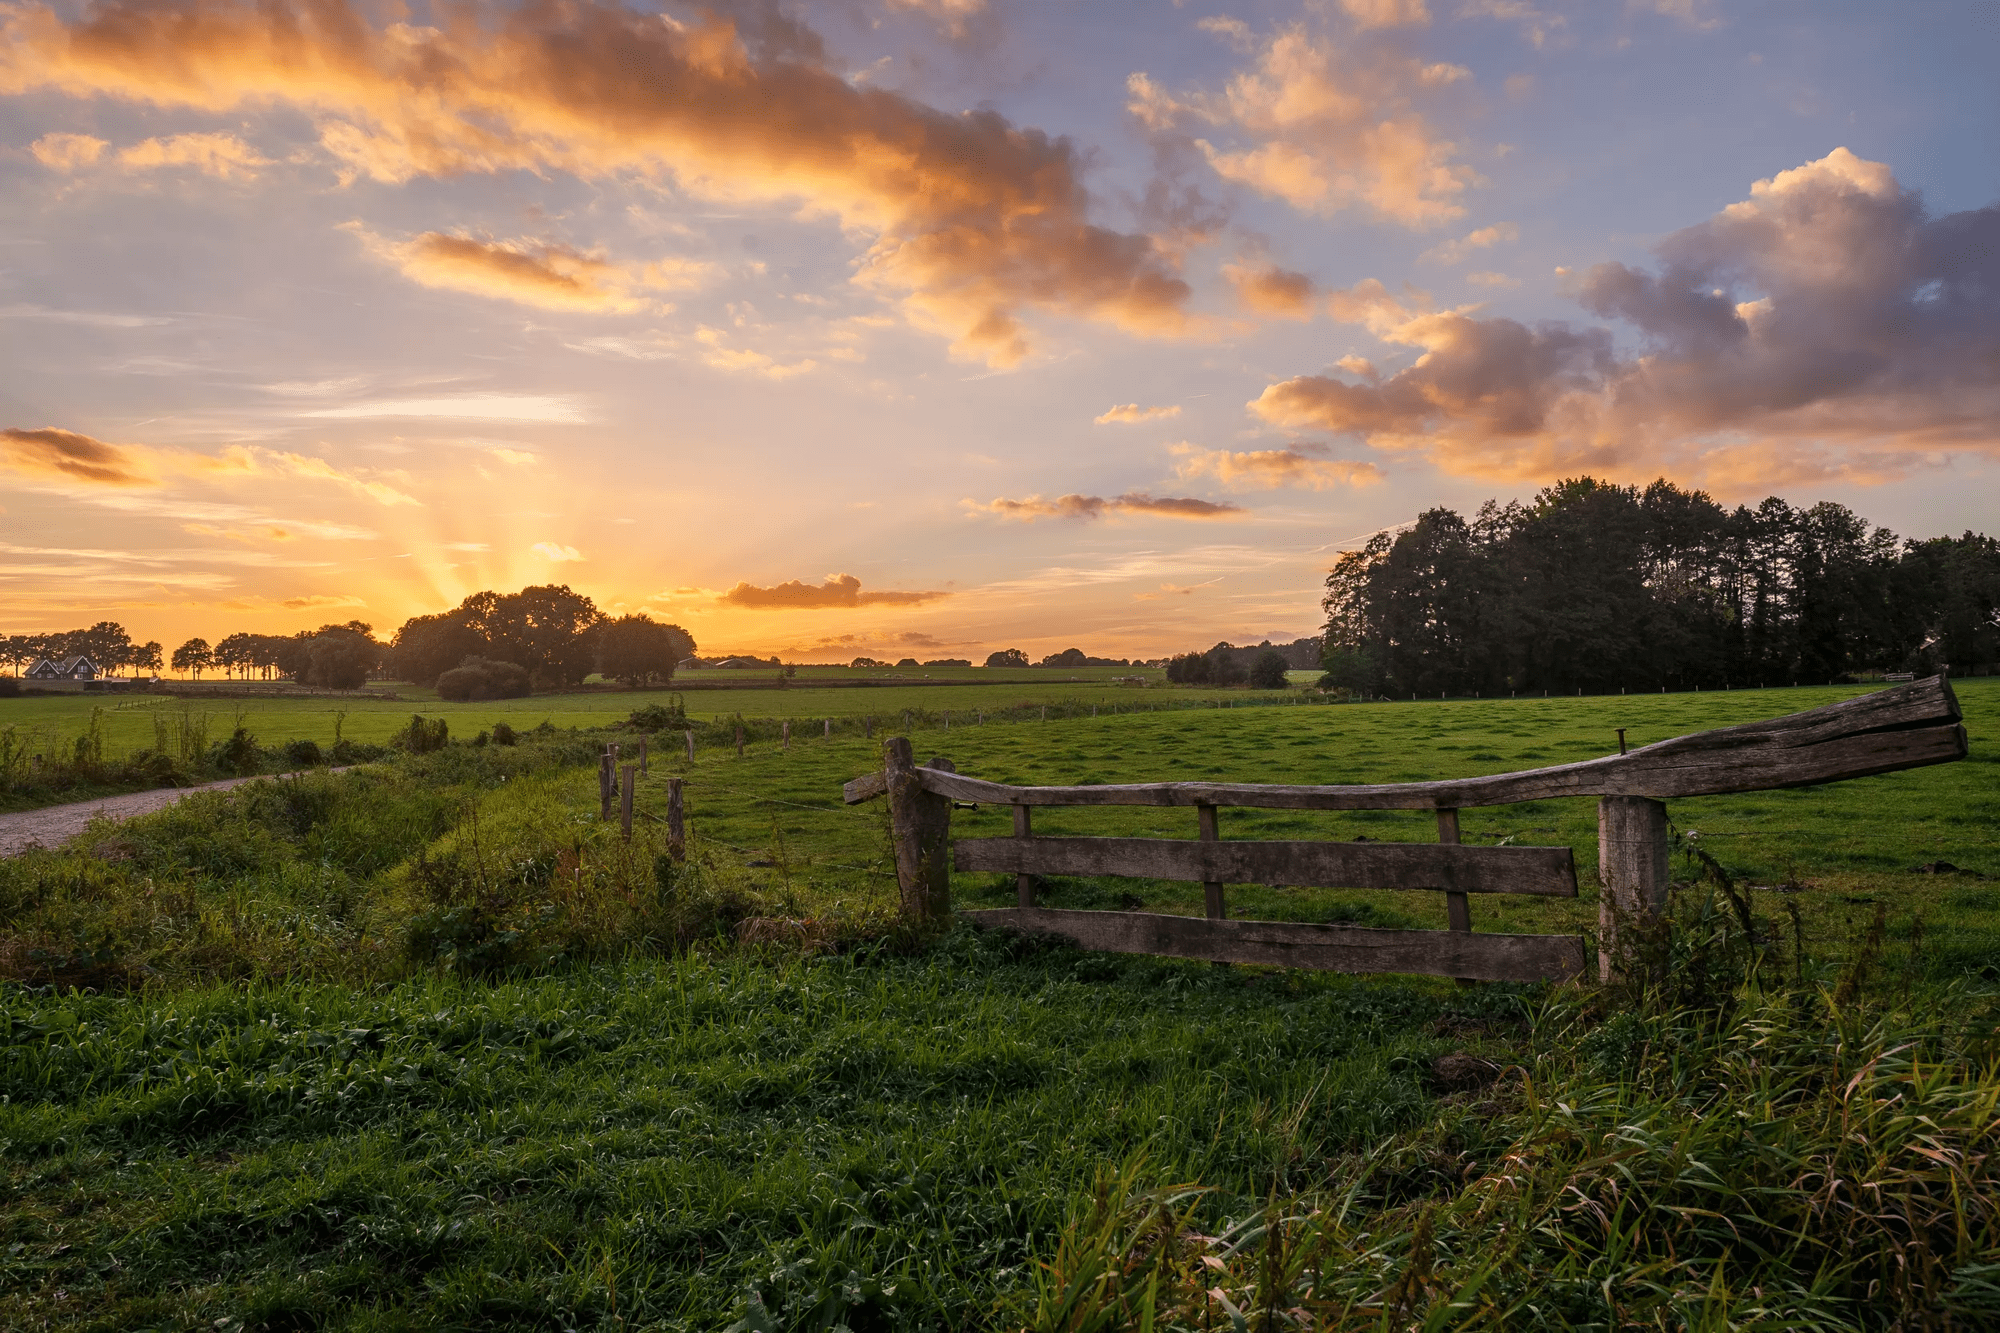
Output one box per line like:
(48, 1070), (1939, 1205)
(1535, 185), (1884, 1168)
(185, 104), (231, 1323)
(954, 836), (1577, 896)
(963, 907), (1586, 982)
(843, 678), (1965, 810)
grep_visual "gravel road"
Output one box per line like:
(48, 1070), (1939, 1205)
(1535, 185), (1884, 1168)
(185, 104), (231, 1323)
(0, 772), (343, 857)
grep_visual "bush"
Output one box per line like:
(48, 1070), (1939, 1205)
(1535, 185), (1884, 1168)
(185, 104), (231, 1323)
(0, 678), (18, 697)
(284, 738), (324, 767)
(210, 726), (260, 775)
(1249, 649), (1290, 689)
(437, 657), (532, 702)
(491, 721), (518, 746)
(393, 715), (449, 754)
(626, 702), (689, 732)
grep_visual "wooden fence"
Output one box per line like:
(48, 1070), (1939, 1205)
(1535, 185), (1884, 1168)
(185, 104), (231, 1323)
(842, 676), (1968, 982)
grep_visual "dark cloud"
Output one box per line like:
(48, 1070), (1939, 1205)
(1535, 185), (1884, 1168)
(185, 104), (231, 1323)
(1, 426), (149, 485)
(974, 492), (1245, 521)
(1252, 150), (2000, 486)
(721, 573), (949, 609)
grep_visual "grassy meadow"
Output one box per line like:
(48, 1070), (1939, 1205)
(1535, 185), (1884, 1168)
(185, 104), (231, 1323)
(2, 680), (1996, 1328)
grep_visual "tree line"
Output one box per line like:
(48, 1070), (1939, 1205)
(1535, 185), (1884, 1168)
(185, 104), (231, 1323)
(1320, 477), (2000, 698)
(6, 586), (696, 696)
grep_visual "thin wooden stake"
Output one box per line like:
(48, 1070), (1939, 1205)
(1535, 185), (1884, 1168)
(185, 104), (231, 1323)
(684, 729), (695, 762)
(1439, 808), (1469, 932)
(638, 734), (648, 774)
(598, 753), (613, 819)
(824, 718), (831, 739)
(620, 764), (636, 840)
(667, 778), (685, 862)
(735, 725), (744, 758)
(782, 719), (790, 751)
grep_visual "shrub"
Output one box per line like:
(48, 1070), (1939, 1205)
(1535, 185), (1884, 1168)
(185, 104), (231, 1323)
(626, 701), (689, 732)
(1249, 649), (1290, 689)
(437, 657), (532, 701)
(491, 721), (518, 747)
(210, 726), (260, 775)
(0, 678), (18, 697)
(283, 738), (324, 767)
(393, 715), (449, 753)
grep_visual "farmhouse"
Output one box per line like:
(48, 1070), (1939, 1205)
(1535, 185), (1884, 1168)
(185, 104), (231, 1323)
(24, 655), (102, 681)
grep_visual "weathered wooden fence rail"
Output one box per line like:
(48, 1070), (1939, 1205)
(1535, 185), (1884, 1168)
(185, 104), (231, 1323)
(843, 677), (1967, 983)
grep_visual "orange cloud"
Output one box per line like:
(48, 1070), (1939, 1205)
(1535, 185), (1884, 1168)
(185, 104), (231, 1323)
(117, 131), (266, 178)
(972, 492), (1245, 521)
(1, 426), (150, 484)
(1171, 445), (1384, 490)
(1248, 149), (2000, 489)
(348, 226), (710, 314)
(0, 0), (1193, 365)
(1130, 21), (1474, 226)
(1094, 403), (1182, 424)
(28, 130), (104, 170)
(531, 542), (584, 562)
(1420, 221), (1518, 265)
(720, 573), (949, 609)
(1224, 261), (1316, 318)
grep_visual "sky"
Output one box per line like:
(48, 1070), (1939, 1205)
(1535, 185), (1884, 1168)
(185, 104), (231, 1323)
(1, 0), (1996, 663)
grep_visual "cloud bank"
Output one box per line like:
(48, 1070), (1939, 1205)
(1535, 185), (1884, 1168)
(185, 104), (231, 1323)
(1251, 150), (2000, 486)
(721, 574), (949, 609)
(973, 492), (1245, 521)
(1171, 445), (1384, 490)
(0, 0), (1196, 366)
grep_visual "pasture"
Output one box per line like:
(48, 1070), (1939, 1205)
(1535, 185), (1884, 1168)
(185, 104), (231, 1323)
(2, 680), (1996, 1328)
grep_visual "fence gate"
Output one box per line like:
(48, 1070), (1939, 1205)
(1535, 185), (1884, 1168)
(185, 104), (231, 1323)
(842, 677), (1967, 981)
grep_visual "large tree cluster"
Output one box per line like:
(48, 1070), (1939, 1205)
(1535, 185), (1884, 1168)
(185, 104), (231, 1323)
(1, 623), (161, 676)
(1321, 478), (2000, 698)
(387, 587), (693, 690)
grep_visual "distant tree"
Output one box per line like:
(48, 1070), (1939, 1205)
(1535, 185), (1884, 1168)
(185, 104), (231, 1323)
(479, 585), (602, 686)
(299, 630), (376, 690)
(850, 657), (889, 668)
(596, 614), (695, 687)
(171, 638), (212, 679)
(1249, 650), (1290, 689)
(0, 634), (37, 676)
(1164, 651), (1210, 684)
(895, 658), (919, 667)
(388, 612), (489, 686)
(132, 641), (163, 676)
(984, 648), (1029, 668)
(922, 658), (971, 668)
(1039, 648), (1088, 668)
(213, 632), (258, 681)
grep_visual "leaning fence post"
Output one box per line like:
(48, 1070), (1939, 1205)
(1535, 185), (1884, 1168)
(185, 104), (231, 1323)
(884, 737), (952, 924)
(1598, 795), (1669, 979)
(620, 763), (636, 840)
(666, 778), (686, 862)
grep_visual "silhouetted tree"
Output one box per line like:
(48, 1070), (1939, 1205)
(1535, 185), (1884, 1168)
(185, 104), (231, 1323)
(597, 614), (695, 687)
(1249, 650), (1290, 689)
(984, 648), (1030, 668)
(171, 638), (212, 679)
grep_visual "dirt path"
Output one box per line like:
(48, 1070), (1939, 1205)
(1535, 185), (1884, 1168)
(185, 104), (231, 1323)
(0, 771), (347, 857)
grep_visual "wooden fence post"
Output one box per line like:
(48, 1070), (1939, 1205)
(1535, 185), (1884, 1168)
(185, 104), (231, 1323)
(884, 737), (952, 924)
(667, 778), (685, 862)
(598, 752), (613, 819)
(782, 719), (790, 751)
(735, 725), (744, 758)
(685, 729), (695, 762)
(1013, 804), (1034, 908)
(1198, 803), (1225, 920)
(824, 718), (831, 739)
(1598, 795), (1669, 979)
(638, 735), (648, 774)
(1439, 809), (1469, 932)
(620, 764), (636, 840)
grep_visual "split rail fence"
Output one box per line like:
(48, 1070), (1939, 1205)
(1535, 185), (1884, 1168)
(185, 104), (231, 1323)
(843, 676), (1968, 981)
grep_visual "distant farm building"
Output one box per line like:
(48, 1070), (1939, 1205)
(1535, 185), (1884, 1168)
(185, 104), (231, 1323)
(25, 655), (102, 681)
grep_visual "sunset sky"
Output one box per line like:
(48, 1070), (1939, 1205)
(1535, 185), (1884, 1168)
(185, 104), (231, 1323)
(2, 0), (1995, 662)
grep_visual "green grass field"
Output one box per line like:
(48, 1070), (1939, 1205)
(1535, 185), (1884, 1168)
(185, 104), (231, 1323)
(3, 681), (1996, 1328)
(0, 666), (1315, 765)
